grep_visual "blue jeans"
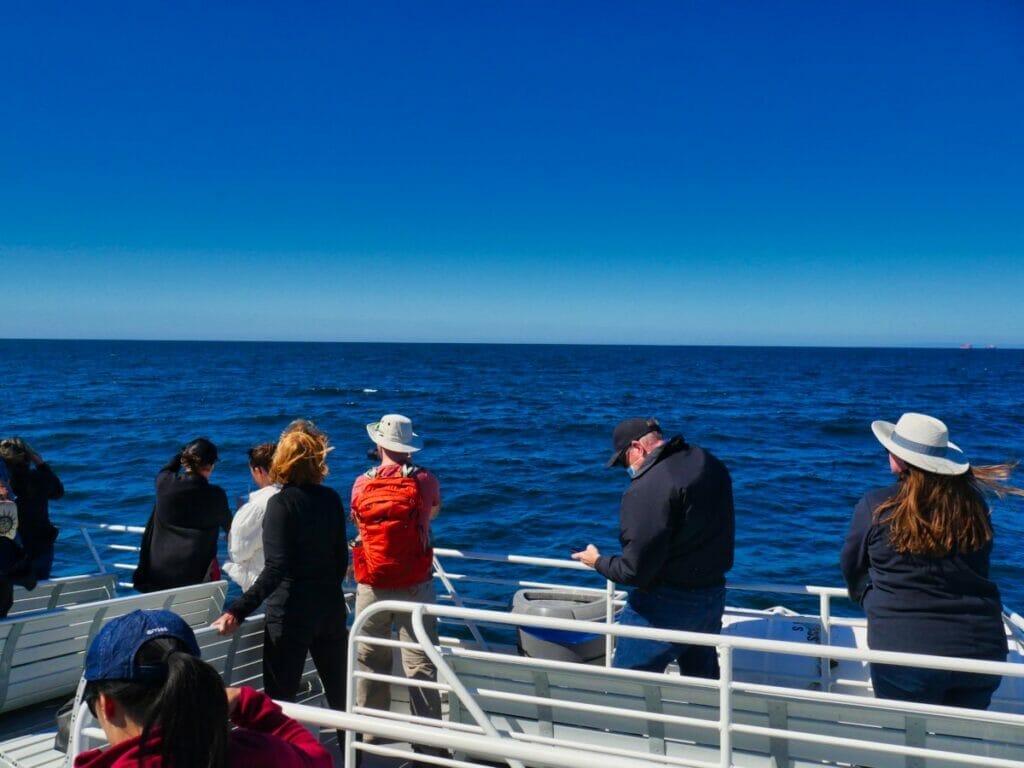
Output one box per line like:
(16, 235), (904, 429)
(871, 662), (1002, 709)
(612, 584), (725, 677)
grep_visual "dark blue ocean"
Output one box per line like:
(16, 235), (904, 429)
(2, 340), (1023, 612)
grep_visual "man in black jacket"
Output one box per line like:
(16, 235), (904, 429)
(573, 417), (734, 677)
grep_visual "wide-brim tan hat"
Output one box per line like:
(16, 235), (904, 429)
(366, 414), (423, 453)
(871, 412), (969, 476)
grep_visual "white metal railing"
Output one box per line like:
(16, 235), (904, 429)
(75, 702), (666, 768)
(429, 546), (856, 671)
(73, 523), (148, 586)
(347, 599), (1024, 768)
(67, 524), (909, 690)
(287, 704), (677, 768)
(70, 525), (855, 637)
(54, 525), (1024, 766)
(73, 523), (223, 590)
(64, 524), (1000, 697)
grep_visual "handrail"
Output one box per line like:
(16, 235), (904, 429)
(431, 554), (489, 650)
(360, 599), (1024, 689)
(430, 546), (856, 671)
(409, 604), (525, 768)
(76, 700), (669, 768)
(279, 702), (674, 768)
(353, 599), (1024, 768)
(69, 524), (856, 625)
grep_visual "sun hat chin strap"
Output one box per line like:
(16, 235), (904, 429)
(889, 431), (952, 457)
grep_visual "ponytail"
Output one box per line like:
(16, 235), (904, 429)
(89, 637), (229, 768)
(150, 651), (229, 768)
(180, 438), (219, 474)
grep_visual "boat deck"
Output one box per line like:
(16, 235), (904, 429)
(4, 532), (1024, 767)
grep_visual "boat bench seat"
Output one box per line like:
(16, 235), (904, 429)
(9, 574), (119, 618)
(0, 580), (227, 715)
(0, 613), (326, 767)
(446, 652), (1024, 768)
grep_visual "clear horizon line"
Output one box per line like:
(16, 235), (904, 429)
(0, 336), (1018, 351)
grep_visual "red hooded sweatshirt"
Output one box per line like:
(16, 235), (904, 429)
(74, 686), (332, 768)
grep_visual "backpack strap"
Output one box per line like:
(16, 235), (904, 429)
(365, 464), (420, 479)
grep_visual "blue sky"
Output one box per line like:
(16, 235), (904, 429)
(1, 1), (1022, 346)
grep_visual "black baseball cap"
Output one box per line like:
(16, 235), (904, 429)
(605, 417), (661, 468)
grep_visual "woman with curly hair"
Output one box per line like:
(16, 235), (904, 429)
(841, 412), (1024, 709)
(212, 427), (348, 716)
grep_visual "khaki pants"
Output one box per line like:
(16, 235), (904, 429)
(354, 578), (441, 724)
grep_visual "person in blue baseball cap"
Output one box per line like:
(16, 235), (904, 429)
(76, 609), (330, 768)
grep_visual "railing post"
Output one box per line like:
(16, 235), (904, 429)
(345, 594), (362, 768)
(605, 578), (616, 668)
(79, 527), (107, 573)
(819, 591), (832, 691)
(432, 555), (489, 650)
(718, 643), (733, 768)
(408, 605), (526, 768)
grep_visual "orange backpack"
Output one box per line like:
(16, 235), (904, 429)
(351, 465), (434, 588)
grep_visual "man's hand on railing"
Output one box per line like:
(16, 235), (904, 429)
(211, 612), (240, 636)
(571, 544), (600, 568)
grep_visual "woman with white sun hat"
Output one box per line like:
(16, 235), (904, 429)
(841, 412), (1024, 709)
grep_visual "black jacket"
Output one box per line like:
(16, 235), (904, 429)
(133, 459), (231, 592)
(595, 436), (735, 590)
(7, 462), (63, 556)
(840, 483), (1007, 660)
(0, 537), (36, 618)
(227, 483), (348, 624)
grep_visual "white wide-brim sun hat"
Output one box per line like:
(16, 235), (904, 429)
(871, 412), (970, 476)
(366, 414), (423, 453)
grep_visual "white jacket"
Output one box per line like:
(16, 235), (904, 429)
(223, 484), (280, 591)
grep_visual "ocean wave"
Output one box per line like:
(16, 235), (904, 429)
(304, 386), (383, 397)
(818, 420), (864, 436)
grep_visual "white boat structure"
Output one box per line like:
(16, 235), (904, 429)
(2, 523), (1024, 767)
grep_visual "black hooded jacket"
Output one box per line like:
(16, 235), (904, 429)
(594, 436), (735, 590)
(7, 462), (63, 556)
(133, 457), (231, 592)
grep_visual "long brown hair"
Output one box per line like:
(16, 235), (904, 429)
(270, 430), (331, 485)
(875, 463), (1024, 556)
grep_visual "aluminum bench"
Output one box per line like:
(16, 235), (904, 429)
(0, 580), (226, 715)
(9, 574), (119, 618)
(1, 611), (326, 768)
(445, 650), (1024, 768)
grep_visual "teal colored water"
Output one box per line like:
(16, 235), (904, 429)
(2, 340), (1022, 613)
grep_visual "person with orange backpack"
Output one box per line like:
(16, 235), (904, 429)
(350, 414), (443, 753)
